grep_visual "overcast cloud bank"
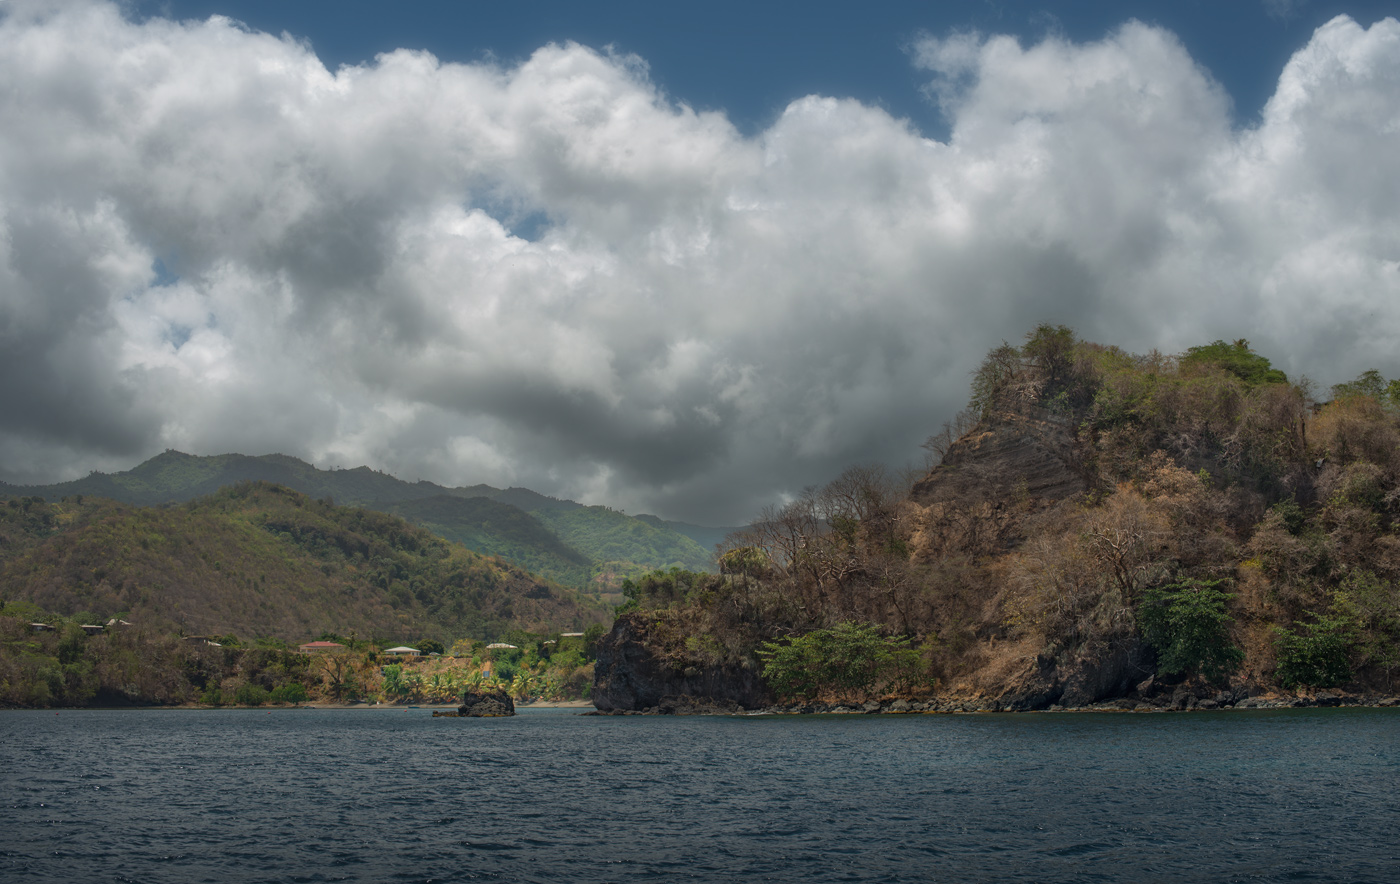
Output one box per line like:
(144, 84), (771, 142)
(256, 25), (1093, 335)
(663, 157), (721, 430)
(1, 1), (1397, 522)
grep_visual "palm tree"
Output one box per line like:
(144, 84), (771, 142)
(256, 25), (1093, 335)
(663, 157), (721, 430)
(381, 664), (408, 701)
(510, 672), (539, 700)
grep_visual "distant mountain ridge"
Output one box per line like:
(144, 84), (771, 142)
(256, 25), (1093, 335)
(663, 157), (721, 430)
(1, 451), (726, 587)
(0, 483), (607, 642)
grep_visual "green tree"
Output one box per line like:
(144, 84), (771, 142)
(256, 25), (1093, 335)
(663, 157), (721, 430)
(381, 663), (409, 700)
(1180, 339), (1287, 386)
(269, 683), (307, 704)
(1137, 578), (1243, 682)
(969, 342), (1022, 416)
(758, 622), (922, 702)
(1334, 571), (1400, 688)
(583, 623), (606, 661)
(234, 682), (270, 706)
(1274, 615), (1354, 688)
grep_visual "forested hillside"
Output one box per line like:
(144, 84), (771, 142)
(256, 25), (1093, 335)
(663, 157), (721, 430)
(1, 452), (716, 587)
(597, 327), (1400, 710)
(0, 482), (607, 643)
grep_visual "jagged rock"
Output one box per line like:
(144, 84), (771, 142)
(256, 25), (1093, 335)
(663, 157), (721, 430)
(1058, 638), (1156, 708)
(992, 637), (1152, 711)
(911, 406), (1089, 505)
(592, 612), (771, 712)
(458, 689), (515, 717)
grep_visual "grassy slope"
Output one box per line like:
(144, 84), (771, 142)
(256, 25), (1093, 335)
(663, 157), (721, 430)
(0, 484), (608, 644)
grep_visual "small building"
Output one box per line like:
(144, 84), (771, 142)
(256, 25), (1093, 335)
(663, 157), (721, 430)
(30, 622), (50, 633)
(383, 646), (421, 657)
(79, 624), (105, 635)
(560, 633), (585, 638)
(106, 618), (132, 628)
(486, 642), (518, 650)
(298, 641), (346, 654)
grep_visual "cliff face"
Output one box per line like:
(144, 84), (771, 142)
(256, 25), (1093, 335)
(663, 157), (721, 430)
(972, 637), (1156, 711)
(911, 407), (1088, 505)
(592, 612), (771, 712)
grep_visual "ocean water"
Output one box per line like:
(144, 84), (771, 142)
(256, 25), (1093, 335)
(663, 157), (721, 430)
(2, 706), (1398, 883)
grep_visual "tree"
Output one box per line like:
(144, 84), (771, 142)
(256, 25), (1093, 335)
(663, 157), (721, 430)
(381, 663), (409, 700)
(1273, 615), (1354, 688)
(1137, 578), (1242, 682)
(582, 623), (606, 661)
(312, 649), (361, 700)
(970, 342), (1023, 416)
(758, 622), (921, 702)
(1180, 340), (1288, 387)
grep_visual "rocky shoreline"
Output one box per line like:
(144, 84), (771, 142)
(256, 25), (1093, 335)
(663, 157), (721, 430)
(586, 688), (1400, 716)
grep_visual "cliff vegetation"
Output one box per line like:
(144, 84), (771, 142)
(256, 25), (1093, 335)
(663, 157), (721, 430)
(595, 326), (1400, 710)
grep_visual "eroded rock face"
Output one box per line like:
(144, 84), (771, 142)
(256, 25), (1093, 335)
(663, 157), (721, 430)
(995, 637), (1155, 711)
(592, 613), (771, 712)
(458, 689), (515, 717)
(911, 407), (1088, 505)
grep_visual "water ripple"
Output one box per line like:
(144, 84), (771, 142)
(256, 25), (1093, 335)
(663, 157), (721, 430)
(2, 708), (1399, 882)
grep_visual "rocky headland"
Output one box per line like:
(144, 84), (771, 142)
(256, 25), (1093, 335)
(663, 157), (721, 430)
(589, 330), (1400, 716)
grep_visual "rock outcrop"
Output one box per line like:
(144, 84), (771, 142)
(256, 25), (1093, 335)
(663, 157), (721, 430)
(592, 612), (771, 712)
(457, 689), (515, 717)
(911, 406), (1088, 505)
(994, 637), (1155, 711)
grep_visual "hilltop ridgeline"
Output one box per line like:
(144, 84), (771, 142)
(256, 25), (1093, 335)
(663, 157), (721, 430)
(1, 452), (726, 589)
(594, 327), (1400, 712)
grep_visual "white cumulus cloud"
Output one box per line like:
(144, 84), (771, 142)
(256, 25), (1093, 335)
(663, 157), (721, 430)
(1, 1), (1398, 523)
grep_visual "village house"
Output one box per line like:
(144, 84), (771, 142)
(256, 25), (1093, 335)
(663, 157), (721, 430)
(298, 640), (345, 654)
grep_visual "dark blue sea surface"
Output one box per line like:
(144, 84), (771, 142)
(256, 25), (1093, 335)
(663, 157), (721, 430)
(2, 706), (1398, 883)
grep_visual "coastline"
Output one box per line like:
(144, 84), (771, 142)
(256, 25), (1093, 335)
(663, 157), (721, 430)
(592, 688), (1400, 716)
(2, 699), (597, 712)
(10, 691), (1400, 714)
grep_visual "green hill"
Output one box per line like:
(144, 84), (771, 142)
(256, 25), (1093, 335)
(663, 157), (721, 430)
(529, 505), (713, 574)
(0, 483), (607, 643)
(634, 515), (739, 556)
(1, 451), (721, 586)
(386, 495), (594, 587)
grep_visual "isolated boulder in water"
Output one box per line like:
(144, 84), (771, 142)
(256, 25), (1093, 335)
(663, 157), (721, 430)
(458, 689), (515, 717)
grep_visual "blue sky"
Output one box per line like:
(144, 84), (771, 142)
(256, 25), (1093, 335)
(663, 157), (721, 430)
(3, 0), (1400, 522)
(134, 0), (1399, 132)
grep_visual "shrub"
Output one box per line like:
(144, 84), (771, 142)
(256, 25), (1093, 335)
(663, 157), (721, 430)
(234, 682), (270, 706)
(269, 683), (307, 704)
(1273, 615), (1354, 688)
(758, 622), (922, 702)
(1137, 578), (1243, 682)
